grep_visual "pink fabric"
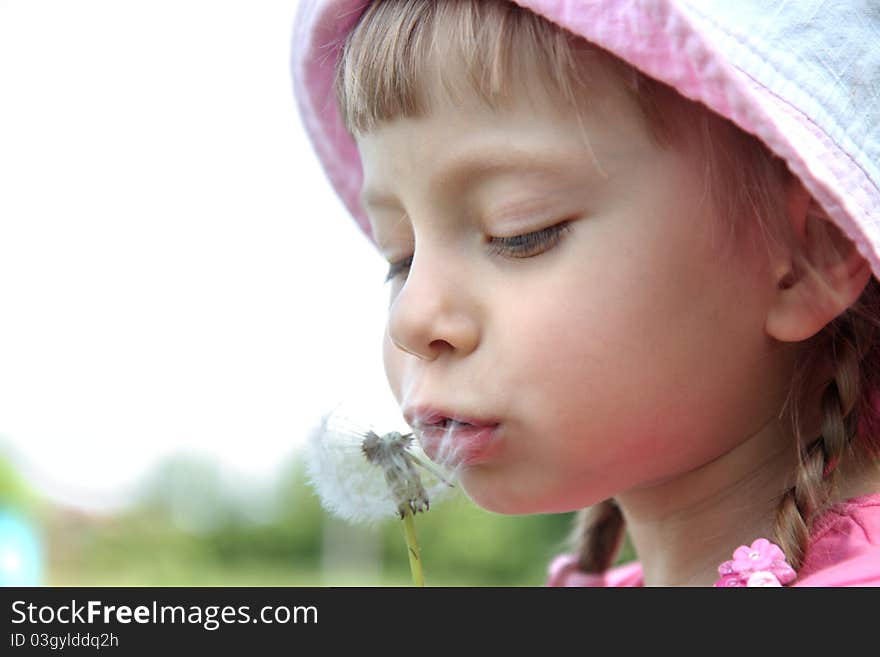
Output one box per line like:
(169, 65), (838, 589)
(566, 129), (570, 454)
(547, 555), (643, 587)
(547, 492), (880, 587)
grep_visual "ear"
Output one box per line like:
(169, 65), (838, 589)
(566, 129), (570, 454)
(765, 180), (873, 343)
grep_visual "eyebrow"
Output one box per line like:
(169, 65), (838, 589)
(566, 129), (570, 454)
(359, 149), (582, 210)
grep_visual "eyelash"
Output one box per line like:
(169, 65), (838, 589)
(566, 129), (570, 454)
(383, 222), (571, 283)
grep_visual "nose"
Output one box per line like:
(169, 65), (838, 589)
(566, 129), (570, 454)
(386, 248), (480, 360)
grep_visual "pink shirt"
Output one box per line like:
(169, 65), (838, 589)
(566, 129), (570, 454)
(547, 492), (880, 587)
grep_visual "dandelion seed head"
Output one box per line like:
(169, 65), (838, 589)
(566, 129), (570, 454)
(303, 408), (456, 525)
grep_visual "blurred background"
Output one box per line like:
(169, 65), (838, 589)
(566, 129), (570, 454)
(0, 0), (619, 586)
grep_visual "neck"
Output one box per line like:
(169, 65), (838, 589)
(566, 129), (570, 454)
(615, 416), (795, 587)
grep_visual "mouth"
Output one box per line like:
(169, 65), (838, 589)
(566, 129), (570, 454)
(404, 406), (502, 466)
(431, 418), (479, 430)
(403, 405), (500, 432)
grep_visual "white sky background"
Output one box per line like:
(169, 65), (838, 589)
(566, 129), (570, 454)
(0, 0), (403, 511)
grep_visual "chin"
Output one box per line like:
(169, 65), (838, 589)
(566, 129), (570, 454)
(460, 470), (605, 515)
(459, 478), (580, 515)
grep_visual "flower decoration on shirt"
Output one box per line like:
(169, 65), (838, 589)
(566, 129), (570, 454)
(714, 538), (797, 587)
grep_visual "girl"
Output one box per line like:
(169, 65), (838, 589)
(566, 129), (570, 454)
(292, 0), (880, 586)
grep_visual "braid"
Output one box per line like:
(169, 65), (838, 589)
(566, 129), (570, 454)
(774, 277), (880, 570)
(569, 499), (625, 573)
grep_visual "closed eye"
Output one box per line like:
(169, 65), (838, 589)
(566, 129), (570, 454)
(383, 221), (572, 283)
(385, 255), (414, 283)
(486, 221), (572, 258)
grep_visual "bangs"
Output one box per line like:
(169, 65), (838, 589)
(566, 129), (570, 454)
(334, 0), (628, 136)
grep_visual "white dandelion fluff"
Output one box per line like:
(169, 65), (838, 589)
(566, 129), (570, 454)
(303, 407), (456, 525)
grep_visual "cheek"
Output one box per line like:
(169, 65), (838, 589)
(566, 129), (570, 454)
(502, 270), (622, 385)
(382, 327), (405, 403)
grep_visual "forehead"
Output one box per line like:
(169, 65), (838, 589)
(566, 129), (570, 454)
(360, 137), (590, 211)
(355, 72), (651, 213)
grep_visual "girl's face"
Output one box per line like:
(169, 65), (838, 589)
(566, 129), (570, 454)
(356, 77), (793, 514)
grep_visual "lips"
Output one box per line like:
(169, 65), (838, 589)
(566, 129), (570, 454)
(403, 405), (502, 466)
(403, 405), (500, 431)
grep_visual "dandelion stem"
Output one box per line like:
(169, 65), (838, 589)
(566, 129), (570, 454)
(402, 511), (424, 587)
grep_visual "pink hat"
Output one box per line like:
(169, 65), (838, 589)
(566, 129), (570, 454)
(290, 0), (880, 281)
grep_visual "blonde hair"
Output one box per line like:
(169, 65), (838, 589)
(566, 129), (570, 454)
(334, 0), (880, 574)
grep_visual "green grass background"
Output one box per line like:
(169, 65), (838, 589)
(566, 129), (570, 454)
(2, 451), (635, 587)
